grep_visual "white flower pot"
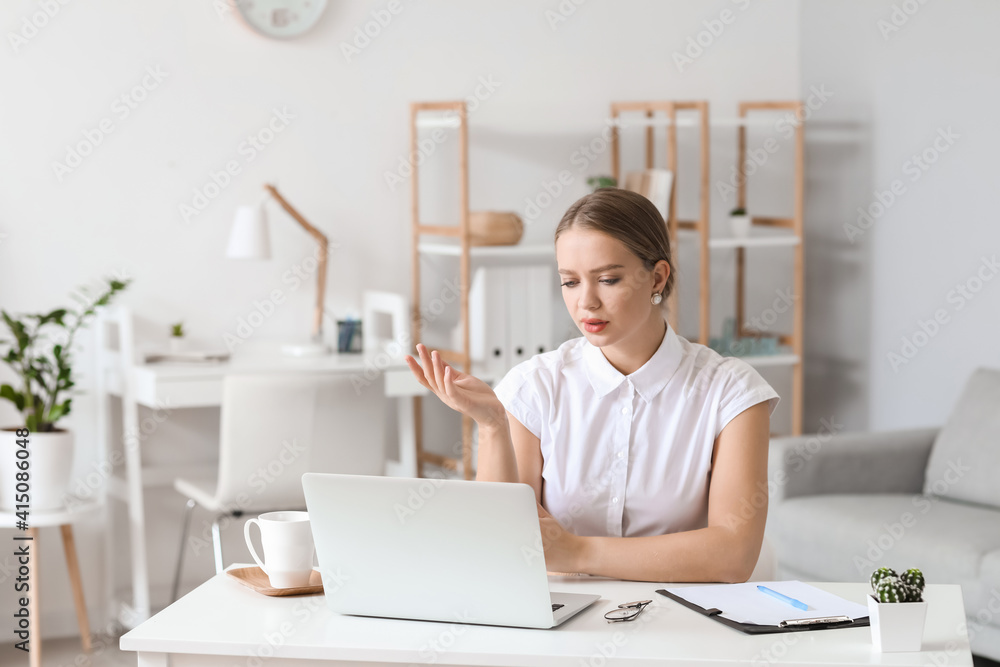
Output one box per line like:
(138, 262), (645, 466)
(867, 594), (927, 652)
(169, 337), (185, 353)
(730, 214), (752, 238)
(0, 429), (75, 512)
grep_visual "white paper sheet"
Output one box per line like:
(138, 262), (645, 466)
(664, 581), (870, 626)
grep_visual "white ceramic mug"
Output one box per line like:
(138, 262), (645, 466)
(244, 511), (315, 588)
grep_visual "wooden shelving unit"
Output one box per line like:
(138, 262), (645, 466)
(408, 99), (805, 479)
(609, 101), (711, 345)
(609, 99), (805, 436)
(409, 102), (559, 479)
(409, 100), (474, 479)
(734, 101), (805, 436)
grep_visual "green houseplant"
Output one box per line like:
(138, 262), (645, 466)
(867, 567), (928, 652)
(0, 278), (129, 510)
(586, 175), (617, 192)
(169, 321), (185, 353)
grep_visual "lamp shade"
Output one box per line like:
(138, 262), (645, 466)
(226, 204), (272, 259)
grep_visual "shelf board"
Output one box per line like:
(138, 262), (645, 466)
(726, 353), (800, 368)
(676, 229), (800, 249)
(609, 116), (784, 128)
(414, 115), (463, 129)
(708, 235), (801, 249)
(419, 242), (555, 261)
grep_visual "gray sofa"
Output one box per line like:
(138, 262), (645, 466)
(767, 367), (1000, 660)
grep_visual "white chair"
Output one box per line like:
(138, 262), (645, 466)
(171, 373), (319, 601)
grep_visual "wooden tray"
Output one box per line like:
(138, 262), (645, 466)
(226, 566), (324, 597)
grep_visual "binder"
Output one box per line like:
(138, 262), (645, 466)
(468, 266), (508, 378)
(655, 585), (870, 635)
(526, 265), (554, 357)
(505, 266), (530, 368)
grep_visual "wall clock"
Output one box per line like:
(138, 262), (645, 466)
(235, 0), (328, 39)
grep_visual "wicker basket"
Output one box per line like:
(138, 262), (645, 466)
(468, 211), (524, 246)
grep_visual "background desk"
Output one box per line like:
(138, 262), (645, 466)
(120, 569), (972, 666)
(96, 349), (427, 628)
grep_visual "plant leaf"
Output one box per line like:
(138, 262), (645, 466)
(40, 309), (68, 326)
(0, 384), (25, 412)
(46, 401), (69, 424)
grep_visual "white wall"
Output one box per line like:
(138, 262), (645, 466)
(0, 0), (807, 639)
(800, 0), (1000, 431)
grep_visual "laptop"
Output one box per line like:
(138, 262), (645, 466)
(302, 473), (601, 629)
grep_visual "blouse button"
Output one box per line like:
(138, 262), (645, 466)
(621, 407), (628, 415)
(612, 497), (619, 504)
(617, 451), (624, 459)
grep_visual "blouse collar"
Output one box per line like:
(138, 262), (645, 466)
(582, 322), (684, 402)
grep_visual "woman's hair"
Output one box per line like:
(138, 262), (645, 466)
(554, 188), (676, 300)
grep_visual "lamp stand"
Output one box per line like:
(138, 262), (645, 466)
(264, 184), (330, 355)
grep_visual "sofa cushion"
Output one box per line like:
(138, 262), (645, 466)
(973, 551), (1000, 629)
(923, 367), (1000, 509)
(769, 494), (1000, 589)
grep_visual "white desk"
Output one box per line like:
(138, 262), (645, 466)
(96, 345), (427, 628)
(120, 569), (972, 666)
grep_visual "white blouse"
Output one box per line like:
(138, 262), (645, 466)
(492, 323), (779, 539)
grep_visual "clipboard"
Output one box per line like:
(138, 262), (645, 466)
(655, 588), (870, 635)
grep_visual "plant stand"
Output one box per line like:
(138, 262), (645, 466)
(3, 503), (98, 667)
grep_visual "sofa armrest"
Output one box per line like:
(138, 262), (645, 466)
(769, 427), (939, 503)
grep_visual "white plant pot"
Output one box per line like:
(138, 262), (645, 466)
(867, 594), (927, 652)
(0, 429), (75, 512)
(169, 337), (185, 353)
(730, 214), (752, 238)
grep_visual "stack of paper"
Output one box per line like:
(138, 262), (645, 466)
(664, 581), (870, 626)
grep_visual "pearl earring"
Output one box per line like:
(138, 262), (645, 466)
(651, 292), (663, 305)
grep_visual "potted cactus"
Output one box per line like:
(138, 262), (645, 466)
(867, 567), (928, 652)
(730, 207), (751, 238)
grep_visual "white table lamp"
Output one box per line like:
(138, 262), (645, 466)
(226, 205), (272, 260)
(227, 184), (330, 357)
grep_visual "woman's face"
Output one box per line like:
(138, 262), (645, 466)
(555, 227), (663, 349)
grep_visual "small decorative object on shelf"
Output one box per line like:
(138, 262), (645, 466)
(707, 317), (780, 357)
(867, 567), (928, 652)
(169, 322), (185, 353)
(729, 207), (751, 238)
(337, 318), (362, 354)
(468, 211), (523, 246)
(586, 175), (617, 192)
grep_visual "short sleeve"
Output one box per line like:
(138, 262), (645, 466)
(492, 363), (543, 439)
(715, 359), (780, 438)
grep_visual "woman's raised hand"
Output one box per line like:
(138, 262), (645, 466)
(404, 344), (507, 430)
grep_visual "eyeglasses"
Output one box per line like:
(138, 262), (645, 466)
(604, 599), (652, 623)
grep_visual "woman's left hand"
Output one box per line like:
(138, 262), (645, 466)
(537, 504), (587, 574)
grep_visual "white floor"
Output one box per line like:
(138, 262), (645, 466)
(0, 632), (135, 667)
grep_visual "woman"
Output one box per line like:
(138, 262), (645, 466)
(405, 188), (779, 583)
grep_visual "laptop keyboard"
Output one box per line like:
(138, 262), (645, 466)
(551, 603), (564, 611)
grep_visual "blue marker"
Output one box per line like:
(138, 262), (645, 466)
(757, 585), (808, 611)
